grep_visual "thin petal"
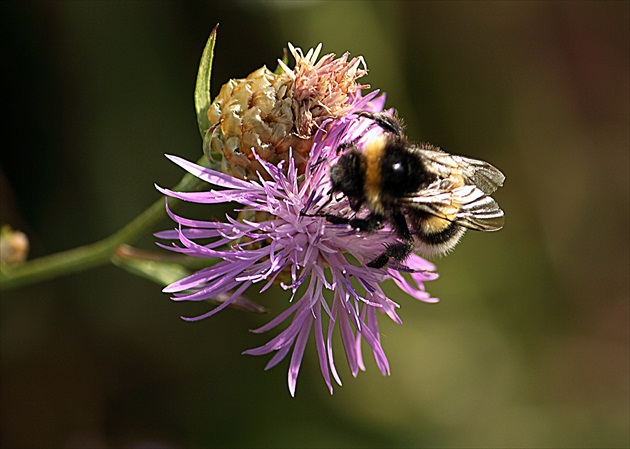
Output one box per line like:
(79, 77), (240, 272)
(165, 154), (252, 189)
(181, 281), (251, 321)
(288, 313), (313, 397)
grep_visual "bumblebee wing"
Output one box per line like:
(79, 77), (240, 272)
(402, 184), (505, 232)
(453, 185), (505, 231)
(416, 147), (506, 195)
(457, 156), (506, 195)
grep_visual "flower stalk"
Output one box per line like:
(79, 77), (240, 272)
(0, 163), (207, 291)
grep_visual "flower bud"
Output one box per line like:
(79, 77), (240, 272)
(0, 226), (29, 266)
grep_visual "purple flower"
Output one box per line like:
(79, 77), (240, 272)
(156, 91), (438, 396)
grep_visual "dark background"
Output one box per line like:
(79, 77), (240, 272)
(1, 2), (628, 448)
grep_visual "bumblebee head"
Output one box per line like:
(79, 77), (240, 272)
(379, 138), (431, 196)
(330, 149), (365, 211)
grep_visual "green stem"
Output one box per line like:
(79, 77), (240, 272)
(0, 156), (209, 291)
(1, 26), (219, 292)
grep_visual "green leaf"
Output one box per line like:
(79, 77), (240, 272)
(113, 256), (192, 287)
(194, 24), (218, 139)
(274, 47), (289, 74)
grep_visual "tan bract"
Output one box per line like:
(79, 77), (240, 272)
(205, 44), (368, 179)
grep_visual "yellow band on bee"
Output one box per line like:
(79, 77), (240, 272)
(363, 134), (387, 212)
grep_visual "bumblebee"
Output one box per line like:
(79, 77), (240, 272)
(328, 111), (505, 269)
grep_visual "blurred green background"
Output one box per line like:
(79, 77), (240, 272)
(1, 1), (628, 448)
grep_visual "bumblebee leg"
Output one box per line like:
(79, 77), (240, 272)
(367, 211), (413, 268)
(324, 214), (350, 225)
(358, 111), (404, 137)
(349, 215), (384, 232)
(325, 213), (384, 232)
(300, 188), (333, 218)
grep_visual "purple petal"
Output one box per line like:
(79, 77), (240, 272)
(288, 313), (313, 397)
(164, 154), (252, 189)
(313, 305), (333, 394)
(181, 281), (251, 321)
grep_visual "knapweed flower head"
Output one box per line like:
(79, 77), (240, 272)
(205, 44), (367, 180)
(157, 45), (438, 396)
